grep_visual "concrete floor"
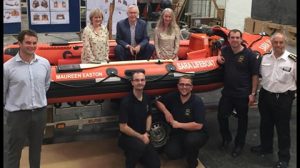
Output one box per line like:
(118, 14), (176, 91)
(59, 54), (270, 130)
(199, 98), (297, 168)
(20, 138), (206, 168)
(4, 89), (297, 168)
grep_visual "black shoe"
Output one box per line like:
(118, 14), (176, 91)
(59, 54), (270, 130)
(186, 158), (202, 168)
(231, 146), (243, 158)
(250, 145), (273, 156)
(273, 161), (288, 168)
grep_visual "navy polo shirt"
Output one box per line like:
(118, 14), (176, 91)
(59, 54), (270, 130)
(119, 91), (152, 135)
(221, 46), (259, 97)
(158, 91), (206, 134)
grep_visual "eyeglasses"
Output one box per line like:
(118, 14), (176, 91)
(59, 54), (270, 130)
(178, 83), (192, 87)
(132, 79), (145, 82)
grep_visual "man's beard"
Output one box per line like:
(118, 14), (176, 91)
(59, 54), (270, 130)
(180, 92), (190, 97)
(135, 86), (144, 91)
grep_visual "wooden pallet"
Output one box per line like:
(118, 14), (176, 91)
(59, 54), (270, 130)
(244, 18), (296, 46)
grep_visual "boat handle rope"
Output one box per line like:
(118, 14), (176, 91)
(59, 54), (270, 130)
(145, 70), (197, 83)
(248, 34), (265, 49)
(51, 69), (207, 88)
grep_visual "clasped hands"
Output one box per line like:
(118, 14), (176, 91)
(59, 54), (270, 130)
(127, 44), (141, 56)
(140, 132), (150, 144)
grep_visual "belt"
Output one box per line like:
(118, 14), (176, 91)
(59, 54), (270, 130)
(261, 88), (295, 98)
(18, 106), (46, 112)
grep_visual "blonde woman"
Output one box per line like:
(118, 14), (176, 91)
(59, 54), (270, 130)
(81, 8), (109, 63)
(154, 8), (180, 60)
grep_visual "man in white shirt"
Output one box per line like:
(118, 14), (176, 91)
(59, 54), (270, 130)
(4, 29), (51, 168)
(251, 32), (296, 168)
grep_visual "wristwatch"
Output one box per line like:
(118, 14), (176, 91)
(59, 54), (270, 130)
(251, 92), (256, 96)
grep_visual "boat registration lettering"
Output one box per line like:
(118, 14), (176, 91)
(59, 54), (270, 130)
(176, 60), (215, 70)
(56, 72), (103, 80)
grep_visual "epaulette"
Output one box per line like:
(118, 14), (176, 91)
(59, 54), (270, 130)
(288, 54), (297, 62)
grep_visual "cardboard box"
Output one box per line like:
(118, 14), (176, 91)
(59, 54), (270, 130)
(284, 25), (296, 46)
(253, 20), (271, 34)
(264, 22), (284, 36)
(244, 17), (255, 33)
(217, 9), (225, 20)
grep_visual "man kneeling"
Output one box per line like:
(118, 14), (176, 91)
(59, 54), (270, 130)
(156, 75), (209, 168)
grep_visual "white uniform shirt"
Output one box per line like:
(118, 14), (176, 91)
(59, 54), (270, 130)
(260, 50), (297, 93)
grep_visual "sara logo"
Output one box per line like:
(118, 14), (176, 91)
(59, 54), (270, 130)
(238, 55), (245, 63)
(176, 60), (215, 70)
(184, 108), (192, 117)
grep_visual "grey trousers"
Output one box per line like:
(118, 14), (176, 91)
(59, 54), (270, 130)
(4, 107), (47, 168)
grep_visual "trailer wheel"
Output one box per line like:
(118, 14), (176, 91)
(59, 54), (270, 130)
(150, 121), (170, 150)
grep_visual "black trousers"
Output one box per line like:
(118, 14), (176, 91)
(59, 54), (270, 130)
(118, 134), (160, 168)
(4, 107), (47, 168)
(217, 95), (249, 147)
(115, 44), (155, 61)
(258, 88), (295, 162)
(164, 130), (208, 168)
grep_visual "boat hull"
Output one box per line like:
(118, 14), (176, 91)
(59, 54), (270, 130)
(47, 58), (223, 104)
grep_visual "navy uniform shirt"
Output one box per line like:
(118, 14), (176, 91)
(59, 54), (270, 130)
(158, 91), (206, 134)
(119, 91), (152, 135)
(221, 46), (259, 97)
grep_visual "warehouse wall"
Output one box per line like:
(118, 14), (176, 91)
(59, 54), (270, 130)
(223, 0), (252, 31)
(251, 0), (296, 26)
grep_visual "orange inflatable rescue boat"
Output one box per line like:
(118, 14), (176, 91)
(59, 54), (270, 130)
(3, 27), (272, 105)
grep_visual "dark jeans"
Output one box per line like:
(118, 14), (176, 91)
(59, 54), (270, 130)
(217, 95), (249, 147)
(118, 134), (160, 168)
(115, 43), (155, 61)
(258, 88), (295, 162)
(164, 130), (208, 168)
(5, 107), (47, 168)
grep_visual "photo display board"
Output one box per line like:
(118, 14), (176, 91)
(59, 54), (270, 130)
(28, 0), (80, 33)
(86, 0), (137, 36)
(3, 0), (22, 34)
